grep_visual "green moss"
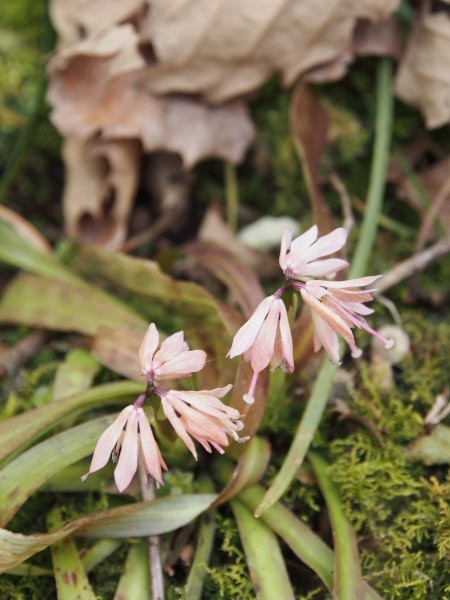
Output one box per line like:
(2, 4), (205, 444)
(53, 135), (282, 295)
(203, 515), (255, 600)
(310, 312), (450, 599)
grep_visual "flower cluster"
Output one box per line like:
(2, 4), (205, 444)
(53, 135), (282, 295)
(83, 324), (243, 492)
(228, 225), (393, 404)
(85, 225), (393, 491)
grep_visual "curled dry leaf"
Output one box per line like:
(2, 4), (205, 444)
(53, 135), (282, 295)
(199, 204), (279, 281)
(63, 137), (140, 248)
(141, 0), (399, 101)
(50, 0), (146, 47)
(396, 2), (450, 128)
(353, 17), (402, 59)
(290, 85), (335, 234)
(48, 25), (256, 168)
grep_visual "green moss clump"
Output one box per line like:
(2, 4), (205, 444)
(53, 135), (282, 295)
(313, 312), (450, 599)
(203, 515), (255, 600)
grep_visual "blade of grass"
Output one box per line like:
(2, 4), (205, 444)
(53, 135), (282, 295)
(255, 57), (394, 516)
(114, 542), (151, 600)
(309, 452), (364, 600)
(185, 477), (216, 600)
(47, 506), (97, 600)
(231, 499), (295, 600)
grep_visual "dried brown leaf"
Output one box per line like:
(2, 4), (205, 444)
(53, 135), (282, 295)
(199, 205), (279, 280)
(185, 241), (265, 318)
(62, 137), (140, 248)
(141, 0), (399, 102)
(396, 2), (450, 128)
(50, 0), (146, 47)
(48, 26), (256, 168)
(290, 85), (336, 234)
(353, 17), (402, 58)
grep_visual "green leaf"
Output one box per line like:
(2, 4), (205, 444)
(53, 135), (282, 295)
(113, 542), (151, 600)
(214, 437), (271, 507)
(47, 506), (97, 600)
(0, 380), (143, 465)
(0, 494), (216, 572)
(53, 349), (100, 401)
(0, 274), (145, 336)
(0, 414), (118, 526)
(231, 499), (295, 600)
(309, 452), (364, 600)
(0, 220), (79, 285)
(255, 359), (336, 516)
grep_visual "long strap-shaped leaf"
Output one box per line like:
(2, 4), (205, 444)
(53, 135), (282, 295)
(0, 494), (216, 573)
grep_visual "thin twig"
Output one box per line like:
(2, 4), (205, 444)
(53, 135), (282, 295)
(328, 172), (355, 233)
(415, 176), (450, 252)
(119, 211), (178, 254)
(376, 233), (450, 293)
(138, 459), (165, 600)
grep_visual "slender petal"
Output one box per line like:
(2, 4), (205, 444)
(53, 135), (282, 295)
(161, 386), (242, 458)
(153, 331), (185, 367)
(114, 409), (139, 492)
(277, 299), (294, 372)
(137, 409), (167, 485)
(228, 296), (275, 358)
(301, 288), (355, 345)
(155, 349), (206, 380)
(85, 406), (134, 476)
(140, 323), (207, 383)
(302, 275), (394, 361)
(161, 396), (197, 458)
(250, 300), (280, 373)
(311, 312), (341, 365)
(139, 324), (159, 375)
(281, 227), (348, 280)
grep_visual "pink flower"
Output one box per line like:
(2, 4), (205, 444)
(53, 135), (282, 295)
(299, 276), (394, 364)
(228, 295), (294, 404)
(82, 402), (167, 492)
(280, 226), (349, 280)
(139, 323), (206, 385)
(160, 385), (245, 458)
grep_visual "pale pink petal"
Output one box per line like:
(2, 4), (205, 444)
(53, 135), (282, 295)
(153, 331), (185, 368)
(173, 390), (240, 419)
(195, 384), (233, 398)
(114, 408), (139, 492)
(288, 225), (318, 258)
(279, 229), (292, 270)
(155, 349), (206, 380)
(137, 409), (167, 485)
(330, 289), (374, 303)
(86, 406), (134, 475)
(311, 275), (381, 288)
(311, 312), (341, 364)
(228, 296), (274, 358)
(162, 395), (197, 458)
(250, 301), (280, 373)
(301, 289), (355, 345)
(346, 302), (374, 316)
(139, 324), (159, 374)
(292, 258), (348, 278)
(277, 299), (294, 372)
(298, 227), (347, 263)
